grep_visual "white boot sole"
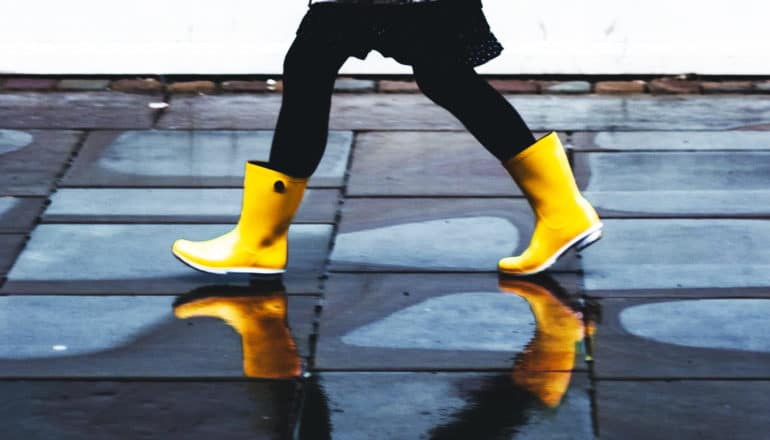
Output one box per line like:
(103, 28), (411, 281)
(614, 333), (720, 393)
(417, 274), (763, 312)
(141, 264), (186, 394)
(499, 222), (604, 277)
(172, 250), (286, 275)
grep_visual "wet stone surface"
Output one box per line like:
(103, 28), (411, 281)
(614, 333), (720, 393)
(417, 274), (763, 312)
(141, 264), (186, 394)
(570, 130), (770, 151)
(62, 130), (353, 188)
(1, 224), (331, 294)
(0, 197), (45, 233)
(299, 372), (594, 440)
(0, 92), (157, 129)
(0, 292), (315, 378)
(346, 131), (538, 197)
(596, 380), (770, 440)
(329, 198), (579, 273)
(157, 94), (770, 131)
(575, 151), (770, 217)
(581, 219), (770, 292)
(0, 235), (26, 276)
(592, 298), (770, 379)
(43, 188), (339, 224)
(316, 273), (585, 370)
(0, 129), (81, 196)
(0, 380), (299, 440)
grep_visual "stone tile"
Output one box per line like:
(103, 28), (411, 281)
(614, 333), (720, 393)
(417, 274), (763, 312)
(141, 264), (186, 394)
(1, 224), (332, 294)
(156, 94), (770, 131)
(167, 80), (217, 95)
(43, 188), (339, 224)
(648, 78), (701, 94)
(0, 92), (157, 129)
(298, 372), (593, 439)
(316, 273), (585, 370)
(594, 80), (647, 94)
(540, 81), (592, 94)
(488, 79), (540, 93)
(574, 151), (770, 217)
(0, 129), (81, 196)
(61, 130), (352, 188)
(220, 80), (270, 93)
(0, 197), (45, 233)
(329, 198), (580, 273)
(57, 79), (110, 91)
(569, 130), (770, 151)
(592, 298), (770, 379)
(755, 80), (770, 92)
(1, 78), (57, 90)
(334, 78), (376, 93)
(0, 380), (298, 439)
(0, 235), (26, 276)
(347, 131), (558, 197)
(0, 288), (315, 378)
(596, 380), (770, 440)
(109, 78), (163, 94)
(378, 80), (420, 93)
(701, 81), (754, 94)
(581, 219), (770, 292)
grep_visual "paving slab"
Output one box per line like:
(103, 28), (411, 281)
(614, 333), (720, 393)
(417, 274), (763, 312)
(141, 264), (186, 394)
(596, 380), (770, 440)
(0, 290), (315, 378)
(0, 92), (157, 129)
(43, 188), (339, 224)
(298, 372), (593, 440)
(0, 197), (45, 233)
(347, 131), (558, 197)
(157, 94), (770, 130)
(592, 298), (770, 379)
(581, 219), (770, 292)
(575, 151), (770, 217)
(0, 380), (298, 439)
(570, 130), (770, 151)
(62, 130), (352, 188)
(0, 129), (81, 196)
(329, 198), (579, 272)
(316, 273), (585, 370)
(1, 224), (331, 294)
(0, 235), (26, 276)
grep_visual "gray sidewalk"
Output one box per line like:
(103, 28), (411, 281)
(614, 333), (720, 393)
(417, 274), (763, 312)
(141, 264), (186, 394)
(1, 86), (770, 439)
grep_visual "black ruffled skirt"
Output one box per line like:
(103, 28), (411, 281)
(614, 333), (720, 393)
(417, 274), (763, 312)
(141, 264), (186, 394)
(294, 0), (504, 67)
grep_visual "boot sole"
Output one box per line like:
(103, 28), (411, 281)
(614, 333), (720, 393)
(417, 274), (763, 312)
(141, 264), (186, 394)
(499, 222), (604, 277)
(172, 251), (285, 275)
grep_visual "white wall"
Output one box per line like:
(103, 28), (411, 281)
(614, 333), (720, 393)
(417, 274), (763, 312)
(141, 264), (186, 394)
(1, 0), (768, 75)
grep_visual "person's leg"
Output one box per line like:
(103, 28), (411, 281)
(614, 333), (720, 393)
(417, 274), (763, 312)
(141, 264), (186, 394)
(269, 34), (351, 178)
(412, 60), (602, 276)
(172, 32), (350, 275)
(412, 60), (536, 163)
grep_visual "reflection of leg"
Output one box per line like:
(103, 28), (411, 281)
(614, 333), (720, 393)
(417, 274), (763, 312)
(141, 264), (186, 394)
(499, 277), (585, 407)
(269, 35), (350, 178)
(174, 292), (301, 379)
(412, 61), (536, 162)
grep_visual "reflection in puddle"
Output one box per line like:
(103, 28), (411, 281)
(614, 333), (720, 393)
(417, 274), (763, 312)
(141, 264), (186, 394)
(501, 278), (586, 408)
(173, 279), (302, 379)
(620, 299), (770, 352)
(300, 276), (591, 438)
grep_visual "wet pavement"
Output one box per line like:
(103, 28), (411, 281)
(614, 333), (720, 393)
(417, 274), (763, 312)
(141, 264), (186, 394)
(1, 89), (769, 439)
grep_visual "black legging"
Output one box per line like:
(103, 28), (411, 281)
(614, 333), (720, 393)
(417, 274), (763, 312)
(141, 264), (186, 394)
(269, 30), (536, 179)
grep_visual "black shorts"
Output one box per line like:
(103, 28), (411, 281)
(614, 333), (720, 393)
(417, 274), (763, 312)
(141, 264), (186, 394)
(294, 0), (504, 67)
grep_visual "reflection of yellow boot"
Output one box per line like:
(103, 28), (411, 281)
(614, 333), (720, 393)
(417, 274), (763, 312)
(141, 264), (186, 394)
(173, 285), (301, 379)
(498, 132), (602, 276)
(499, 277), (585, 407)
(172, 161), (308, 274)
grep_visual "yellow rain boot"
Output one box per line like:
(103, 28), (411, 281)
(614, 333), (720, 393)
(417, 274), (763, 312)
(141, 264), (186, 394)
(498, 131), (602, 276)
(172, 161), (308, 274)
(173, 283), (301, 378)
(499, 277), (586, 407)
